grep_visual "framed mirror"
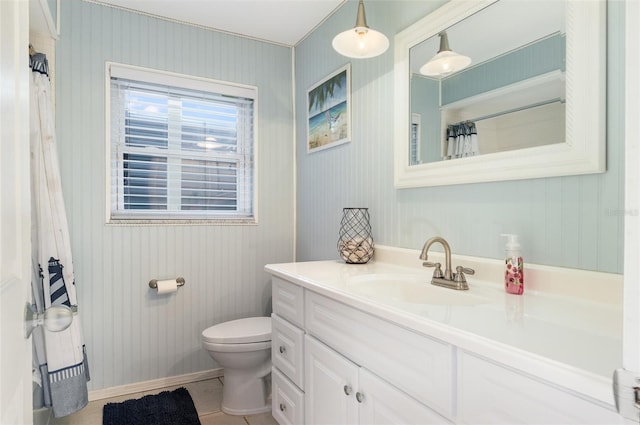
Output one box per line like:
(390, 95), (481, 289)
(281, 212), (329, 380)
(393, 0), (606, 188)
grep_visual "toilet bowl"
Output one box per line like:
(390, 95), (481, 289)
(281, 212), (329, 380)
(202, 317), (272, 415)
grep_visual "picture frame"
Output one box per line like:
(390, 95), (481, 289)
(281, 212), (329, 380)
(307, 64), (351, 153)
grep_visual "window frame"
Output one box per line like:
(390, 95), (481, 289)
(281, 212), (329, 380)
(105, 62), (258, 225)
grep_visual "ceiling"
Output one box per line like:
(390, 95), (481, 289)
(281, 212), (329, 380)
(410, 1), (565, 75)
(94, 0), (347, 46)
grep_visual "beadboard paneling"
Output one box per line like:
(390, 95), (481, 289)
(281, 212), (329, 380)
(55, 0), (294, 390)
(294, 0), (624, 274)
(442, 33), (565, 105)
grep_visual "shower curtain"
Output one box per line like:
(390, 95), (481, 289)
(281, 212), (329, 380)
(446, 121), (480, 159)
(30, 49), (90, 418)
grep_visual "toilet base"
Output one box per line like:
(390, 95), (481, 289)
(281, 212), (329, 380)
(222, 403), (271, 416)
(221, 367), (271, 416)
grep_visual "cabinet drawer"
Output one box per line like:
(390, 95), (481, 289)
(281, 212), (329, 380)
(457, 351), (622, 424)
(272, 367), (304, 425)
(272, 277), (304, 327)
(305, 291), (454, 418)
(272, 313), (304, 388)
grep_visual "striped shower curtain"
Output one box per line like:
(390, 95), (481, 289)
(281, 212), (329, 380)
(30, 49), (90, 418)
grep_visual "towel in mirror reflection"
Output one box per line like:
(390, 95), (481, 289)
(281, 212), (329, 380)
(445, 121), (479, 160)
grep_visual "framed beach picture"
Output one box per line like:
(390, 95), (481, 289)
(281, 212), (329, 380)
(307, 64), (351, 153)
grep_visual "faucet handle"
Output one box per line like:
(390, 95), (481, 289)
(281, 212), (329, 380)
(454, 265), (475, 283)
(423, 262), (444, 279)
(457, 266), (475, 275)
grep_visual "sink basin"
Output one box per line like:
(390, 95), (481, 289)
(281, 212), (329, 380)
(346, 273), (491, 306)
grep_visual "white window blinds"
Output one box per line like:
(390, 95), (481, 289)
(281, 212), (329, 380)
(108, 64), (256, 222)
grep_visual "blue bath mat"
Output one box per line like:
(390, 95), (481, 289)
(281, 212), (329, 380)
(103, 387), (200, 425)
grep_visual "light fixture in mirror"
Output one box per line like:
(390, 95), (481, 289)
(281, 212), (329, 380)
(393, 0), (606, 188)
(333, 0), (389, 59)
(420, 31), (471, 77)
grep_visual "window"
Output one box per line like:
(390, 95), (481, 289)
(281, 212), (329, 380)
(108, 63), (256, 222)
(410, 113), (421, 165)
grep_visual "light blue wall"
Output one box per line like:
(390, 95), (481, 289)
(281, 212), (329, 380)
(55, 0), (294, 390)
(442, 33), (565, 105)
(410, 75), (441, 163)
(295, 0), (624, 274)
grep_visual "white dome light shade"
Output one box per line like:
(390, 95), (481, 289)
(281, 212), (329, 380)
(420, 50), (472, 77)
(420, 31), (471, 77)
(332, 27), (389, 58)
(332, 0), (389, 59)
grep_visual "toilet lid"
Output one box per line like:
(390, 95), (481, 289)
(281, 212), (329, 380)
(202, 317), (271, 344)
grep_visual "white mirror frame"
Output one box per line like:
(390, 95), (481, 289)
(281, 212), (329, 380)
(394, 0), (606, 188)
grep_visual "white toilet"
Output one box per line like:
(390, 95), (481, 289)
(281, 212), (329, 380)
(201, 316), (272, 415)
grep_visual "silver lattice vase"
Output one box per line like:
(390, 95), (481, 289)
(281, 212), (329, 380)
(337, 208), (374, 264)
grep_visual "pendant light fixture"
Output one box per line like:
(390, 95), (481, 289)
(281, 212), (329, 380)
(420, 31), (471, 77)
(332, 0), (389, 59)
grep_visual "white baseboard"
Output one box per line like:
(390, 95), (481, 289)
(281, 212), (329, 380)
(88, 368), (224, 401)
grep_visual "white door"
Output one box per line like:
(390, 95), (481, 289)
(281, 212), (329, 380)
(304, 335), (359, 425)
(358, 368), (449, 425)
(0, 0), (33, 424)
(624, 0), (640, 373)
(622, 1), (640, 421)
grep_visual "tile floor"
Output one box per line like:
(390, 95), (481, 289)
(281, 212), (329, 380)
(47, 378), (277, 425)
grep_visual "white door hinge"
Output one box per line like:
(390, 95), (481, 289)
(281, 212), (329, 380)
(613, 368), (640, 422)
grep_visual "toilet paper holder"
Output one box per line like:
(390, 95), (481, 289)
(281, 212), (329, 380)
(148, 277), (186, 289)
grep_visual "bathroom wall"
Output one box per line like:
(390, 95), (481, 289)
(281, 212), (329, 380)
(410, 76), (440, 163)
(441, 33), (565, 105)
(55, 0), (294, 390)
(295, 0), (625, 274)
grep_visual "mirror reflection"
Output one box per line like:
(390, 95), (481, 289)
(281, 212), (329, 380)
(408, 1), (566, 165)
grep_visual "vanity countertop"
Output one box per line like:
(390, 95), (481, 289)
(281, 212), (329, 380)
(265, 246), (622, 406)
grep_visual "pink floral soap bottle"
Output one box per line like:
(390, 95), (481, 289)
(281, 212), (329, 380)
(502, 234), (524, 295)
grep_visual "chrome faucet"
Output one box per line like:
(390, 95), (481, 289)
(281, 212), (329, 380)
(419, 236), (474, 290)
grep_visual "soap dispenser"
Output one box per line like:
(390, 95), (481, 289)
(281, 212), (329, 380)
(501, 234), (524, 295)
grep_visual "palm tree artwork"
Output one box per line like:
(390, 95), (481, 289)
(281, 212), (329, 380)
(307, 65), (350, 152)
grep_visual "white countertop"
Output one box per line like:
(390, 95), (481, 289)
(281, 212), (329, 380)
(265, 246), (623, 406)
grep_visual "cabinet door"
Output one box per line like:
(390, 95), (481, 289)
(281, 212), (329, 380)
(359, 368), (451, 425)
(305, 335), (359, 425)
(305, 290), (453, 417)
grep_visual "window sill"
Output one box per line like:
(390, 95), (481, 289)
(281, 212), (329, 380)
(107, 218), (258, 226)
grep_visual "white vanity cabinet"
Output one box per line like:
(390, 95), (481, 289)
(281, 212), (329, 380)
(271, 275), (452, 425)
(304, 290), (454, 420)
(305, 334), (450, 425)
(267, 263), (627, 425)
